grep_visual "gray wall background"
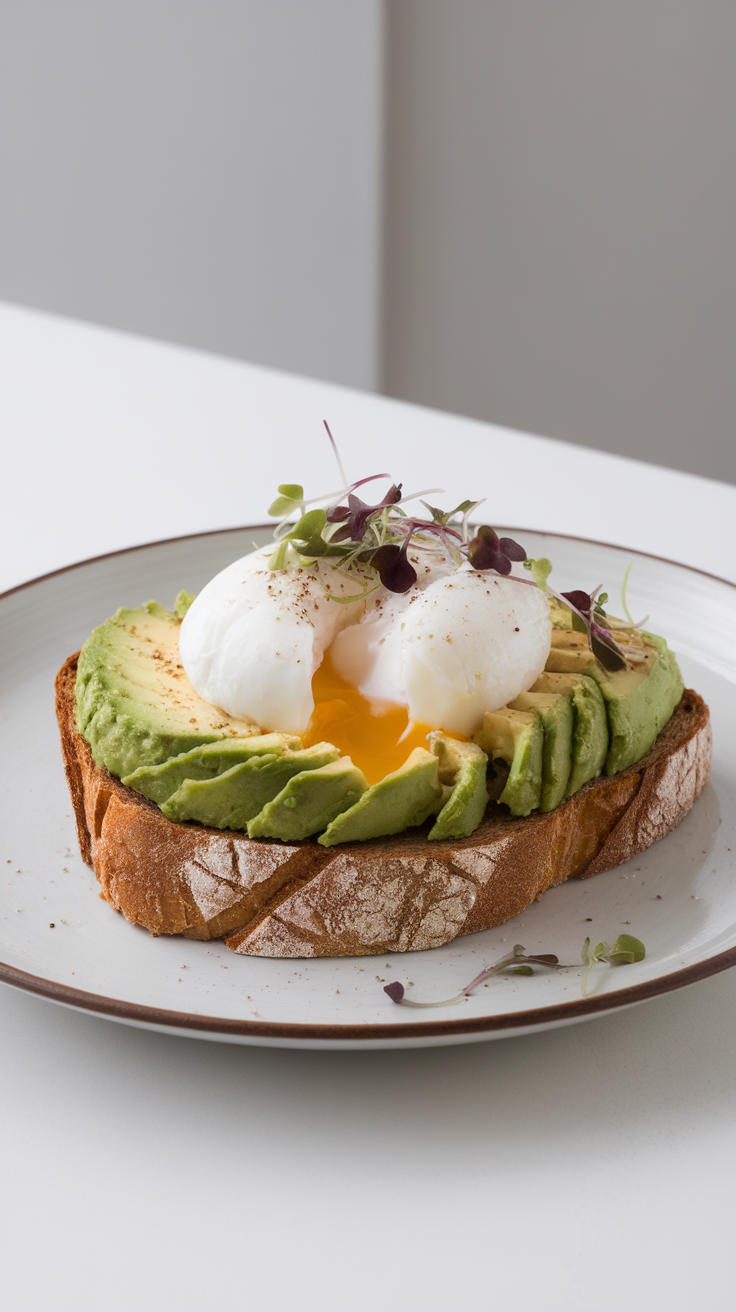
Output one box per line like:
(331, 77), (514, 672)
(0, 0), (383, 389)
(0, 1), (733, 482)
(383, 0), (736, 484)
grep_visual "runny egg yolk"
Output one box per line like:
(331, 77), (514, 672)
(302, 649), (433, 785)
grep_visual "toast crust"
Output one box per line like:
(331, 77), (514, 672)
(55, 653), (712, 957)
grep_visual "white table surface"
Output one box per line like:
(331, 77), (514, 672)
(2, 301), (735, 1310)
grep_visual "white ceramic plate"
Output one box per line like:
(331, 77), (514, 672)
(1, 528), (734, 1049)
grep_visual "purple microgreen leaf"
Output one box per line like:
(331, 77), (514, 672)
(327, 485), (403, 544)
(371, 541), (418, 593)
(562, 589), (593, 613)
(323, 473), (392, 517)
(327, 521), (355, 543)
(383, 981), (405, 1004)
(499, 536), (527, 562)
(467, 525), (528, 576)
(467, 526), (509, 573)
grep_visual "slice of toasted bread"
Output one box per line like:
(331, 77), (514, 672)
(55, 653), (711, 957)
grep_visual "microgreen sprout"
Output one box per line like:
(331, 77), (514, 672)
(265, 423), (651, 670)
(621, 560), (636, 627)
(382, 946), (561, 1007)
(267, 484), (305, 520)
(523, 556), (554, 590)
(383, 934), (646, 1007)
(581, 933), (646, 997)
(467, 525), (527, 575)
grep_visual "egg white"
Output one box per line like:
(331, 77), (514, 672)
(401, 571), (552, 735)
(180, 544), (552, 739)
(328, 547), (456, 704)
(179, 546), (372, 734)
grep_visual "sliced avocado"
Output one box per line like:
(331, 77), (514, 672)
(426, 733), (489, 840)
(509, 689), (574, 812)
(531, 672), (608, 795)
(549, 597), (575, 629)
(318, 747), (442, 846)
(545, 628), (594, 675)
(545, 626), (684, 774)
(122, 733), (300, 805)
(473, 708), (543, 817)
(247, 758), (368, 841)
(592, 632), (684, 774)
(161, 743), (340, 830)
(76, 601), (258, 778)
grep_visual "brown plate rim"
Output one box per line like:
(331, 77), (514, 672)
(1, 525), (734, 1043)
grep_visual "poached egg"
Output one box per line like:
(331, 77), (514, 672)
(179, 544), (551, 783)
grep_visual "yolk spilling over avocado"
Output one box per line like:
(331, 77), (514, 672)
(303, 650), (433, 785)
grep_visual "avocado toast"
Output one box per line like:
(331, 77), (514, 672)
(56, 594), (710, 957)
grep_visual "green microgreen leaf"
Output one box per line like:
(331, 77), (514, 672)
(608, 933), (646, 966)
(581, 933), (645, 995)
(420, 501), (449, 525)
(420, 498), (477, 527)
(268, 484), (305, 518)
(288, 507), (327, 542)
(523, 556), (553, 590)
(278, 508), (347, 560)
